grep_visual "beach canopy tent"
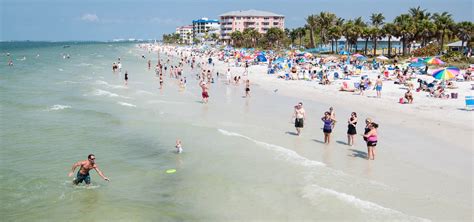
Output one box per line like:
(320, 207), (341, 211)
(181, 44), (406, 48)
(257, 54), (267, 62)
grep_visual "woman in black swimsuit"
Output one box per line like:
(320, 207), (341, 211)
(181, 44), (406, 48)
(347, 112), (358, 146)
(124, 71), (128, 85)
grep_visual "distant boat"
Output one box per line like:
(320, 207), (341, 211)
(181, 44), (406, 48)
(63, 45), (70, 48)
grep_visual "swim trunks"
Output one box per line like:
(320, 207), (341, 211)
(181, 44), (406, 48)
(295, 118), (304, 128)
(202, 91), (209, 98)
(376, 85), (382, 91)
(74, 172), (90, 185)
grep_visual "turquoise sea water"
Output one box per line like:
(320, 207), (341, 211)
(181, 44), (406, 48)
(0, 42), (471, 221)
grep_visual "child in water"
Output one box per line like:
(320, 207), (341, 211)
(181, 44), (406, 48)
(175, 139), (183, 153)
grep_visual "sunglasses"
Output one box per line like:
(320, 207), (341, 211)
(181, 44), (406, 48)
(89, 158), (95, 160)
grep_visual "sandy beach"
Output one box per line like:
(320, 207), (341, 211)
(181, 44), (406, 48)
(154, 44), (473, 220)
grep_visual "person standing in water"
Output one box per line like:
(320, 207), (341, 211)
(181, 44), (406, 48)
(347, 112), (358, 146)
(200, 81), (209, 104)
(175, 139), (183, 153)
(68, 154), (109, 185)
(293, 102), (306, 136)
(124, 71), (129, 85)
(363, 122), (379, 160)
(245, 79), (251, 97)
(321, 112), (334, 144)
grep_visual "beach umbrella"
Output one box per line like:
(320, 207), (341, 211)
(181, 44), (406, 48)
(376, 55), (389, 60)
(432, 67), (460, 80)
(424, 57), (444, 65)
(410, 57), (424, 63)
(409, 62), (425, 68)
(339, 50), (350, 55)
(352, 53), (364, 57)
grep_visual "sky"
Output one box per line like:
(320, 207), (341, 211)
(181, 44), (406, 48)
(1, 0), (472, 41)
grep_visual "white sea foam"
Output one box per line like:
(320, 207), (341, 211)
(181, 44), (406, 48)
(58, 68), (64, 71)
(302, 184), (430, 221)
(75, 63), (92, 67)
(48, 105), (71, 111)
(117, 102), (136, 107)
(62, 81), (79, 84)
(217, 129), (325, 167)
(93, 89), (130, 99)
(94, 80), (126, 89)
(136, 90), (154, 95)
(147, 100), (184, 105)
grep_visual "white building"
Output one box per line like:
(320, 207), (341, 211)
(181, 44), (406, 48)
(175, 25), (193, 44)
(192, 18), (220, 42)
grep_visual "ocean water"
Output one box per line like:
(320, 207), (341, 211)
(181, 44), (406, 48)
(0, 42), (471, 221)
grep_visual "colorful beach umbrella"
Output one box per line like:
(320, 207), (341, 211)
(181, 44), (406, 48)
(424, 57), (444, 65)
(352, 53), (364, 57)
(410, 57), (424, 63)
(376, 55), (389, 60)
(432, 67), (460, 80)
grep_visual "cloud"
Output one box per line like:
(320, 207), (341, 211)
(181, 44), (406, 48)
(80, 13), (99, 22)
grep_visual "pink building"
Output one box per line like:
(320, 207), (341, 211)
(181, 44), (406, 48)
(219, 9), (285, 41)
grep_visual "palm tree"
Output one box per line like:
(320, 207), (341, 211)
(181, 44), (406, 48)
(455, 21), (474, 55)
(361, 27), (371, 55)
(394, 14), (415, 56)
(343, 20), (357, 52)
(315, 12), (337, 48)
(230, 31), (243, 47)
(265, 27), (285, 48)
(418, 19), (436, 47)
(328, 26), (342, 53)
(432, 12), (454, 53)
(353, 17), (366, 52)
(409, 6), (432, 46)
(382, 23), (397, 57)
(370, 13), (385, 56)
(296, 27), (306, 48)
(305, 15), (317, 48)
(289, 29), (298, 47)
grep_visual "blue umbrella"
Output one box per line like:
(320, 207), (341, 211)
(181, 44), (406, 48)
(409, 62), (425, 68)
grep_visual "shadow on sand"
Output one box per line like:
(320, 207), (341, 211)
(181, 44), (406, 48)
(336, 140), (348, 145)
(285, 131), (299, 136)
(313, 139), (326, 144)
(348, 149), (368, 159)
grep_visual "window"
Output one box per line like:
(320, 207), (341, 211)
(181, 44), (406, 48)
(236, 17), (241, 20)
(264, 17), (269, 20)
(273, 22), (279, 26)
(262, 22), (269, 26)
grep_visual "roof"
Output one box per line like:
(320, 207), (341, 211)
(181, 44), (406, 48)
(219, 9), (284, 17)
(192, 18), (219, 23)
(447, 41), (467, 47)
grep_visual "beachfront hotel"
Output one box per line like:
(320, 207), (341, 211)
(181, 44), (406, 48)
(175, 25), (193, 44)
(192, 18), (220, 42)
(219, 9), (285, 41)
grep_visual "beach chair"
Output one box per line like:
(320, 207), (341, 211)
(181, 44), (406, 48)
(465, 96), (474, 110)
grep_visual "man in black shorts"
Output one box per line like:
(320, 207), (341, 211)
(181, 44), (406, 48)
(293, 102), (306, 136)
